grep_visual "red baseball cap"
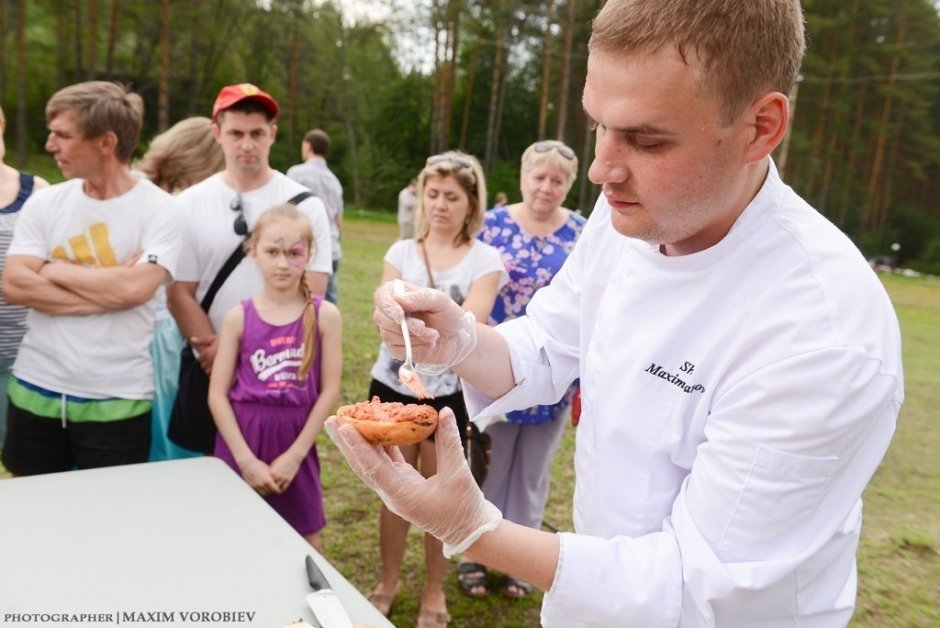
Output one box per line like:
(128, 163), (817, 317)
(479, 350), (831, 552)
(211, 83), (279, 119)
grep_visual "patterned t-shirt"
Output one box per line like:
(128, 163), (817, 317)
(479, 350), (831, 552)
(479, 206), (586, 424)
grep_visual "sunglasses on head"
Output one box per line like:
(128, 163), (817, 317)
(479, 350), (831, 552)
(426, 154), (474, 170)
(230, 195), (248, 237)
(533, 140), (575, 160)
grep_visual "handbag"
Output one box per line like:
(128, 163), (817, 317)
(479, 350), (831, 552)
(465, 421), (491, 487)
(420, 240), (492, 487)
(167, 191), (313, 454)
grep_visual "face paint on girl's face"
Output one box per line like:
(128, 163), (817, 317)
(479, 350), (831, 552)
(285, 239), (309, 270)
(252, 217), (313, 287)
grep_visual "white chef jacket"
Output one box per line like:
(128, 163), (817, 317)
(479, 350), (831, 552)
(464, 160), (903, 627)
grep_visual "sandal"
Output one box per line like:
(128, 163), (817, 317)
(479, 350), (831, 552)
(504, 576), (532, 599)
(416, 609), (451, 628)
(456, 561), (489, 598)
(367, 583), (399, 617)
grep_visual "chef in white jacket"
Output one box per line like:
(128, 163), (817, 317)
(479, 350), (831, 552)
(326, 0), (904, 626)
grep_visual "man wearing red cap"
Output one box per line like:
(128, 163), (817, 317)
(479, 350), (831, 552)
(167, 83), (332, 453)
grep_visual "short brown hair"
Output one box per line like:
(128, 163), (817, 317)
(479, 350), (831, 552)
(46, 81), (144, 162)
(136, 117), (224, 194)
(414, 151), (487, 246)
(590, 0), (805, 124)
(304, 129), (330, 157)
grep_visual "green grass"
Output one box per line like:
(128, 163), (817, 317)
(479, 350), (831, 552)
(2, 216), (937, 626)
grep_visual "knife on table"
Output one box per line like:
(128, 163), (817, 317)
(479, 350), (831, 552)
(305, 554), (354, 628)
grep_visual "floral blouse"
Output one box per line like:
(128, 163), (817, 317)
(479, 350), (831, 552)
(479, 206), (587, 424)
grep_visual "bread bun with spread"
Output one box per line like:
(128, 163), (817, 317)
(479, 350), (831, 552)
(336, 396), (438, 446)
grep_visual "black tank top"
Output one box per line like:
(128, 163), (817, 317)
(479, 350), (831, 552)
(1, 171), (36, 214)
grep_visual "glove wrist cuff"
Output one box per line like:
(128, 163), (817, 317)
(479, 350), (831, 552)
(442, 501), (502, 558)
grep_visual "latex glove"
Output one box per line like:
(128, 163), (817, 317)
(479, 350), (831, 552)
(373, 280), (477, 375)
(325, 407), (502, 557)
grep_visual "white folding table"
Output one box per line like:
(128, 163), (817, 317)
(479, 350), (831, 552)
(0, 457), (391, 627)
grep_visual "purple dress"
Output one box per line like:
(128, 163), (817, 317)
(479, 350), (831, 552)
(214, 296), (326, 535)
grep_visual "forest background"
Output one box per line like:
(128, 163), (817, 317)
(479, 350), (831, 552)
(1, 0), (939, 271)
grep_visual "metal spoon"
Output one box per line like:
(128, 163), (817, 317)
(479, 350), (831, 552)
(393, 279), (434, 400)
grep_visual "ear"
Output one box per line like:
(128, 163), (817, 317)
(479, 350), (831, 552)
(211, 122), (222, 142)
(97, 131), (119, 158)
(744, 91), (789, 164)
(270, 123), (278, 142)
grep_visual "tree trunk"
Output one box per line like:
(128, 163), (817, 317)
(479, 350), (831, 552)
(105, 0), (120, 78)
(484, 0), (507, 172)
(877, 99), (905, 241)
(801, 33), (839, 197)
(442, 1), (461, 147)
(430, 0), (444, 153)
(815, 0), (860, 216)
(288, 0), (301, 150)
(836, 81), (867, 228)
(86, 0), (97, 79)
(458, 50), (478, 150)
(14, 0), (27, 166)
(863, 11), (906, 236)
(537, 0), (555, 140)
(157, 0), (170, 132)
(73, 2), (83, 82)
(339, 25), (361, 205)
(0, 0), (7, 101)
(186, 0), (203, 115)
(555, 0), (575, 140)
(54, 6), (66, 87)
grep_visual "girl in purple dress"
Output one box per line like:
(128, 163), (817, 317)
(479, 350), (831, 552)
(208, 203), (342, 552)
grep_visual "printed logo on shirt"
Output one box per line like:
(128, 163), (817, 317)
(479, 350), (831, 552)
(645, 362), (705, 395)
(50, 222), (119, 267)
(250, 335), (305, 389)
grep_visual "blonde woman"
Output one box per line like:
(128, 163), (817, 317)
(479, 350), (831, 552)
(366, 152), (506, 628)
(136, 116), (225, 194)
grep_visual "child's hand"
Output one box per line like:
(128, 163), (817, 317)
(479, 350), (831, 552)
(239, 458), (280, 496)
(270, 452), (302, 493)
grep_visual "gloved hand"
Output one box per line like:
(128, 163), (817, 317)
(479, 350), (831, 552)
(373, 280), (478, 375)
(325, 407), (502, 557)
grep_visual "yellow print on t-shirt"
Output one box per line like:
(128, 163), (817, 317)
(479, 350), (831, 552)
(50, 222), (119, 267)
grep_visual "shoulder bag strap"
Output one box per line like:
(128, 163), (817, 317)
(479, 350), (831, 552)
(199, 244), (246, 312)
(419, 240), (436, 289)
(199, 191), (314, 313)
(287, 191), (314, 206)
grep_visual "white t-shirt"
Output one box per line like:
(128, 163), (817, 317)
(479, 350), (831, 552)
(9, 178), (182, 398)
(175, 172), (333, 331)
(371, 239), (506, 398)
(465, 160), (903, 626)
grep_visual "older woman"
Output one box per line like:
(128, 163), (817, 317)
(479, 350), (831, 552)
(458, 139), (586, 599)
(366, 151), (506, 628)
(0, 105), (48, 454)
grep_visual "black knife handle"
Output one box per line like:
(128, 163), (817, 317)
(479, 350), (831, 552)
(306, 554), (331, 593)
